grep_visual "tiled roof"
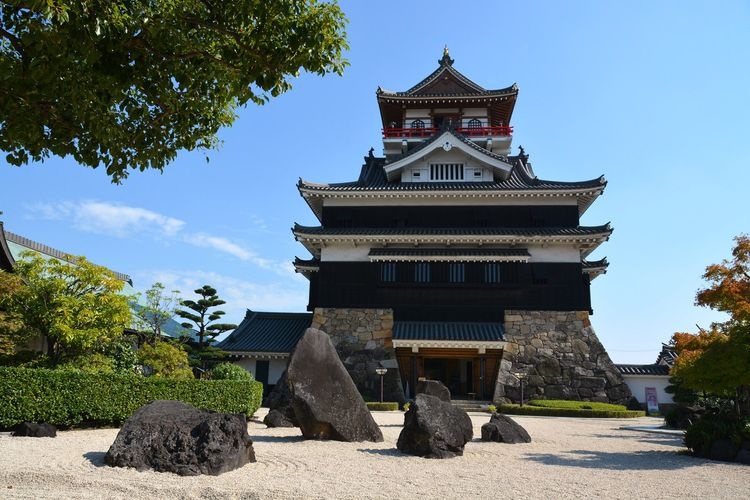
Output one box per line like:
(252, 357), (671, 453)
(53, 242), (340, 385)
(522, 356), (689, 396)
(294, 224), (612, 238)
(217, 310), (312, 354)
(299, 155), (605, 193)
(616, 364), (670, 376)
(376, 55), (517, 98)
(0, 222), (15, 272)
(369, 248), (530, 259)
(5, 230), (132, 284)
(393, 321), (505, 342)
(656, 344), (678, 367)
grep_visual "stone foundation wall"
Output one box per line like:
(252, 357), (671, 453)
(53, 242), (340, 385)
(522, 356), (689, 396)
(311, 308), (405, 403)
(494, 310), (632, 405)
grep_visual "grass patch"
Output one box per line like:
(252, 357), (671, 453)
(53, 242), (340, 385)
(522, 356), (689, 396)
(366, 402), (399, 411)
(526, 399), (629, 412)
(500, 399), (643, 418)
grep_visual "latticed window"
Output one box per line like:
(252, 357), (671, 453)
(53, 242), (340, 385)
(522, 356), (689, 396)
(380, 262), (396, 282)
(467, 118), (482, 129)
(411, 119), (425, 129)
(414, 263), (430, 283)
(449, 263), (465, 283)
(484, 263), (501, 283)
(430, 163), (464, 181)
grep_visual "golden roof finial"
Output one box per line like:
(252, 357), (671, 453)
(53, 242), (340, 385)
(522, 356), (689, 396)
(439, 45), (454, 66)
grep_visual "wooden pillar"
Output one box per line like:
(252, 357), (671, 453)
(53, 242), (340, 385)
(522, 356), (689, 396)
(479, 357), (486, 400)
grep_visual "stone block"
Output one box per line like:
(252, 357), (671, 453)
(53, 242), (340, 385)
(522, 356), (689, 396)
(576, 311), (589, 320)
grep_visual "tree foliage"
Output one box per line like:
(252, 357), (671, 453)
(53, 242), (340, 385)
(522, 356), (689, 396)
(0, 0), (349, 182)
(211, 361), (253, 381)
(0, 251), (132, 364)
(132, 281), (182, 345)
(671, 235), (750, 415)
(137, 340), (193, 379)
(0, 269), (25, 355)
(176, 284), (236, 347)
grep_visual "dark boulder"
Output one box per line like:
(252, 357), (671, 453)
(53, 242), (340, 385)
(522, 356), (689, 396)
(708, 438), (736, 462)
(105, 400), (255, 476)
(262, 370), (298, 428)
(263, 409), (296, 428)
(12, 422), (57, 438)
(416, 379), (451, 402)
(287, 328), (383, 442)
(481, 413), (531, 443)
(396, 393), (473, 458)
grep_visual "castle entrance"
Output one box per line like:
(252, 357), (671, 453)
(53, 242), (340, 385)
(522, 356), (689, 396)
(395, 347), (502, 401)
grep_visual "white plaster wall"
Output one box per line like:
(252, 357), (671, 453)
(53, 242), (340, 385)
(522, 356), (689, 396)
(622, 375), (674, 405)
(232, 357), (288, 385)
(320, 243), (580, 263)
(323, 196), (579, 207)
(527, 245), (581, 263)
(321, 244), (372, 262)
(462, 108), (487, 117)
(404, 109), (430, 118)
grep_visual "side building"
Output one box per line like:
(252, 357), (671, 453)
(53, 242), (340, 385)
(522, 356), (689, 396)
(292, 50), (631, 404)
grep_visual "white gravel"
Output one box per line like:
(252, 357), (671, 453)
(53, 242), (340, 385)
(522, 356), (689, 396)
(0, 409), (746, 499)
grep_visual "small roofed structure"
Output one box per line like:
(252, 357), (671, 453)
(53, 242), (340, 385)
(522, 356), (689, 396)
(615, 344), (678, 412)
(218, 310), (312, 393)
(0, 222), (15, 272)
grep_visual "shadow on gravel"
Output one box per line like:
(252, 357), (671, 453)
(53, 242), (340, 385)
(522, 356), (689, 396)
(588, 433), (684, 447)
(523, 450), (694, 470)
(251, 435), (306, 444)
(83, 451), (107, 467)
(358, 448), (408, 458)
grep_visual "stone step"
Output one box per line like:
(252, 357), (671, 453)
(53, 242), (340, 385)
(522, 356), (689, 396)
(452, 400), (491, 412)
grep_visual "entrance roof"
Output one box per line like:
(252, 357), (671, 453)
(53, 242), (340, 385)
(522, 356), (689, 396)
(393, 321), (504, 342)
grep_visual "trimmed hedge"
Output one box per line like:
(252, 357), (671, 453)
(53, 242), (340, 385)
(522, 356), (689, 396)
(366, 402), (399, 411)
(499, 404), (645, 418)
(0, 366), (263, 429)
(526, 399), (629, 412)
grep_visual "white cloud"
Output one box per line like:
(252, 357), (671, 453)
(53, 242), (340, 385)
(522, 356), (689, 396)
(25, 200), (293, 276)
(136, 269), (309, 325)
(28, 201), (185, 238)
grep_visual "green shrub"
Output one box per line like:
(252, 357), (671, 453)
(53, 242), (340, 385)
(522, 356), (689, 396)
(366, 402), (399, 411)
(402, 402), (411, 412)
(527, 399), (628, 412)
(487, 404), (497, 413)
(0, 366), (263, 429)
(211, 362), (254, 381)
(684, 412), (748, 458)
(499, 404), (645, 418)
(138, 341), (193, 379)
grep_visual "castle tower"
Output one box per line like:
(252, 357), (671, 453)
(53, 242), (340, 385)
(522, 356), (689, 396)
(293, 50), (631, 404)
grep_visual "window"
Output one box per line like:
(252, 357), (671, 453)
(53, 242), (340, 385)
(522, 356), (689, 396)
(414, 263), (430, 283)
(380, 263), (396, 282)
(467, 118), (482, 129)
(410, 119), (425, 129)
(449, 263), (465, 283)
(430, 163), (464, 181)
(484, 263), (501, 283)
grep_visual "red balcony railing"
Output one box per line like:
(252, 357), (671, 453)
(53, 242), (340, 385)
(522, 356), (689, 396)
(382, 125), (513, 138)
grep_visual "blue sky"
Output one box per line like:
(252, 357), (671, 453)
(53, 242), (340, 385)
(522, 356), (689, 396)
(2, 1), (748, 363)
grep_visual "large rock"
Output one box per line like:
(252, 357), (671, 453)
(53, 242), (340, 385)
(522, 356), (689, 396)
(481, 413), (531, 443)
(105, 400), (255, 476)
(262, 370), (297, 428)
(287, 328), (383, 442)
(396, 394), (473, 458)
(263, 409), (296, 428)
(12, 422), (57, 437)
(416, 379), (451, 402)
